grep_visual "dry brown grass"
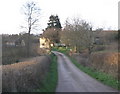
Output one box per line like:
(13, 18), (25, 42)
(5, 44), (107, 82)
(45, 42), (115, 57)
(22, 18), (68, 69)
(89, 52), (119, 78)
(72, 52), (119, 79)
(71, 53), (89, 67)
(2, 56), (51, 92)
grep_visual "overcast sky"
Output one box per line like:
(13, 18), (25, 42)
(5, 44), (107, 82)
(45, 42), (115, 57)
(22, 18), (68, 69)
(0, 0), (119, 34)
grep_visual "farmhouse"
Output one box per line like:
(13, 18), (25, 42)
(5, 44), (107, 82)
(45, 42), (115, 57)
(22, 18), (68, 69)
(39, 37), (50, 48)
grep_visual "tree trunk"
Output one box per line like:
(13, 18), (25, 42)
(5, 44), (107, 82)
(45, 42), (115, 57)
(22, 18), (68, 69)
(27, 28), (31, 57)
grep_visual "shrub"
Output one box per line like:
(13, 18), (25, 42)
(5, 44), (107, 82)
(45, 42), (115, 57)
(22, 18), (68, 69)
(2, 56), (51, 92)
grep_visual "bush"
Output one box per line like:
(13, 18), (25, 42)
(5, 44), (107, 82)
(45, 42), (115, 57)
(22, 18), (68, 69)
(93, 45), (106, 52)
(89, 52), (119, 78)
(35, 53), (58, 92)
(2, 56), (51, 92)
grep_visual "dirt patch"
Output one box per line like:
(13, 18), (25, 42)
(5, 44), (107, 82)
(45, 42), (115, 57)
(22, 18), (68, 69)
(2, 56), (51, 92)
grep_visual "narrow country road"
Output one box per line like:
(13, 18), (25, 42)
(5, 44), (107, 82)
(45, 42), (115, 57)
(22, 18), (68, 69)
(52, 51), (118, 92)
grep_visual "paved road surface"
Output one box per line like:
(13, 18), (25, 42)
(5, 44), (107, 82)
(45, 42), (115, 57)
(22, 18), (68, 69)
(52, 51), (118, 92)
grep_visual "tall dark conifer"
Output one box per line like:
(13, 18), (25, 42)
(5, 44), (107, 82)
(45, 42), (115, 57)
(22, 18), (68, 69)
(43, 15), (62, 44)
(46, 15), (62, 29)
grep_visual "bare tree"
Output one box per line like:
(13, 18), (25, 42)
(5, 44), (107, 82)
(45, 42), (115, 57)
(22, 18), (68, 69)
(43, 28), (60, 45)
(61, 18), (94, 54)
(21, 1), (40, 57)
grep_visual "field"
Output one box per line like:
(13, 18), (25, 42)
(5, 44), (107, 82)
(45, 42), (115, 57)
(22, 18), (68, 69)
(2, 34), (47, 65)
(2, 43), (48, 65)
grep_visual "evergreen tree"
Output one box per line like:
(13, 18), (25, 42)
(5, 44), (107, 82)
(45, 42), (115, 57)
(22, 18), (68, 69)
(43, 15), (62, 44)
(46, 15), (62, 29)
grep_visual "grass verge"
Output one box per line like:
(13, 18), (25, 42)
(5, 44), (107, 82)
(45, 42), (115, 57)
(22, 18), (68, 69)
(52, 47), (120, 90)
(35, 53), (58, 92)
